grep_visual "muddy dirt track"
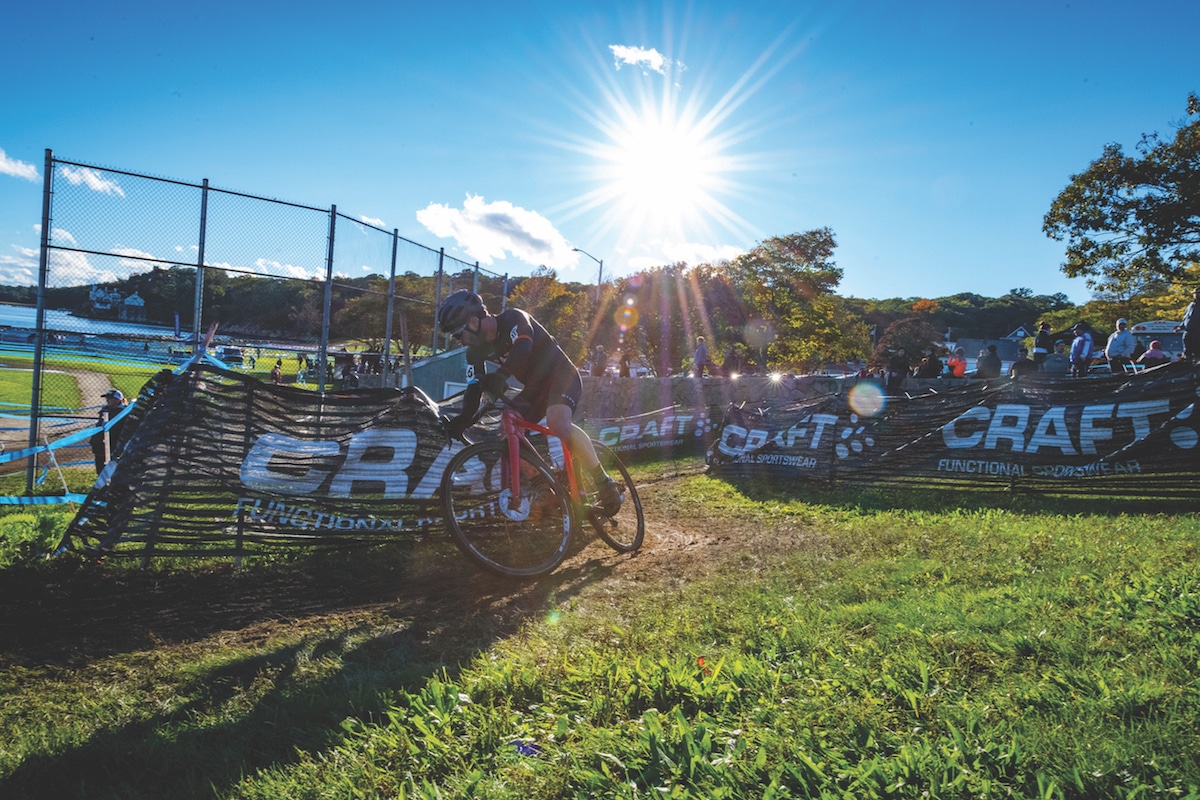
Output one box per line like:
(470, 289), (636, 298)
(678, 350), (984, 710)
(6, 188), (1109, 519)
(0, 494), (796, 670)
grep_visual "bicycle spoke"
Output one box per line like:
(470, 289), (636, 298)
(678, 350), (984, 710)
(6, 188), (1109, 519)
(441, 442), (574, 578)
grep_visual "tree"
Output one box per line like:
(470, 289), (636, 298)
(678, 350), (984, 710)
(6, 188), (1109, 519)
(724, 229), (849, 371)
(1044, 94), (1200, 294)
(872, 317), (944, 367)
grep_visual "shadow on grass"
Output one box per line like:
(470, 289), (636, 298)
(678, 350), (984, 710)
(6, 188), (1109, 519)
(721, 474), (1200, 517)
(0, 540), (618, 799)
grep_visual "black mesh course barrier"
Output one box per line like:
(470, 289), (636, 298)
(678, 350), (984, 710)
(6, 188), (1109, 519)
(706, 362), (1200, 497)
(65, 364), (455, 561)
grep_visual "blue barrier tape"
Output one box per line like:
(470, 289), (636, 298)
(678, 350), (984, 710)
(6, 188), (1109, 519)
(0, 494), (87, 505)
(0, 400), (137, 465)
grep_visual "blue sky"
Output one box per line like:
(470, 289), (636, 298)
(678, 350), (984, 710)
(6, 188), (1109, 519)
(0, 0), (1196, 305)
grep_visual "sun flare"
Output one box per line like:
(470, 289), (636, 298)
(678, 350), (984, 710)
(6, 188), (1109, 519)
(587, 94), (739, 247)
(605, 109), (719, 225)
(552, 32), (803, 271)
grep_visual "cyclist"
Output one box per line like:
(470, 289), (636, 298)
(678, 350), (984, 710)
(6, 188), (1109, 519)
(438, 289), (622, 515)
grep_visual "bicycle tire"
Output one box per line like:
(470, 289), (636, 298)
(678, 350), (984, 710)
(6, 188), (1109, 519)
(588, 441), (645, 552)
(440, 440), (575, 578)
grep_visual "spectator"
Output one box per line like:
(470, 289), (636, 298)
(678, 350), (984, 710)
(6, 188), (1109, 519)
(1009, 346), (1037, 379)
(591, 344), (606, 377)
(914, 347), (943, 378)
(1032, 321), (1053, 367)
(1137, 340), (1171, 368)
(618, 349), (631, 378)
(1178, 287), (1200, 361)
(270, 359), (283, 385)
(692, 336), (712, 377)
(1069, 323), (1094, 377)
(1042, 340), (1071, 376)
(90, 390), (128, 472)
(885, 347), (911, 391)
(947, 346), (967, 378)
(1104, 318), (1136, 370)
(976, 345), (1002, 379)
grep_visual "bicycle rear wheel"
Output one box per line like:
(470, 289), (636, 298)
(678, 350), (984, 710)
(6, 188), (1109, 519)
(588, 441), (645, 552)
(441, 441), (574, 578)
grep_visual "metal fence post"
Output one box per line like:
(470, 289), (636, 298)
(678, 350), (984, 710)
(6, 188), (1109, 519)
(432, 247), (444, 355)
(192, 179), (209, 352)
(25, 149), (54, 494)
(383, 228), (398, 384)
(317, 205), (337, 391)
(501, 273), (509, 312)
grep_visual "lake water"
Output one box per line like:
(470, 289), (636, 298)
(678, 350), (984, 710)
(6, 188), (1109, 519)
(0, 303), (176, 338)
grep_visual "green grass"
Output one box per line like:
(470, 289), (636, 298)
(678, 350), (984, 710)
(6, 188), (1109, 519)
(2, 474), (1199, 799)
(0, 365), (83, 411)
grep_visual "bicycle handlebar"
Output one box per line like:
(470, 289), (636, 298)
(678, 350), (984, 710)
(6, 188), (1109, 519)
(439, 386), (512, 445)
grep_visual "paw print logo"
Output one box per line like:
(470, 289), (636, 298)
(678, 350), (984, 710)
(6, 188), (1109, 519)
(694, 414), (714, 437)
(1169, 402), (1198, 449)
(835, 414), (875, 459)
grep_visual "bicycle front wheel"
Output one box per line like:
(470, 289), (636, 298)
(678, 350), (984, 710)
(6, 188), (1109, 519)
(441, 441), (575, 578)
(588, 441), (645, 553)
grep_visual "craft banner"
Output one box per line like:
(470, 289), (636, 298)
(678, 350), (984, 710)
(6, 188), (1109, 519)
(707, 362), (1200, 496)
(64, 364), (722, 559)
(66, 365), (460, 558)
(580, 404), (721, 462)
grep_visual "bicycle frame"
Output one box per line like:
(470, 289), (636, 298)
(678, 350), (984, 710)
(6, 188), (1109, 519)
(501, 407), (581, 510)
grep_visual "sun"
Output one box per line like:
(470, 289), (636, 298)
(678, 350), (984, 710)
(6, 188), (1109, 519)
(548, 30), (804, 268)
(604, 105), (721, 229)
(589, 94), (737, 245)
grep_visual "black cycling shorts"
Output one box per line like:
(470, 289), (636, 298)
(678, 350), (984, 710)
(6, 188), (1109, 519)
(513, 366), (581, 422)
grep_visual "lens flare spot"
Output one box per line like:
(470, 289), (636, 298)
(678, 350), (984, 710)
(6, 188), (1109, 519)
(616, 306), (639, 327)
(848, 383), (885, 417)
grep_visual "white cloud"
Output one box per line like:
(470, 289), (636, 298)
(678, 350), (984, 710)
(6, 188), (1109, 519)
(33, 224), (79, 246)
(627, 239), (743, 271)
(0, 148), (38, 182)
(253, 257), (320, 280)
(60, 165), (126, 197)
(417, 195), (574, 268)
(111, 246), (159, 273)
(19, 228), (120, 286)
(609, 44), (684, 76)
(49, 247), (114, 286)
(359, 215), (385, 228)
(0, 247), (38, 286)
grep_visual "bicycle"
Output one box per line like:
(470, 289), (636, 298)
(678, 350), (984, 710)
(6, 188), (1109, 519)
(439, 393), (645, 578)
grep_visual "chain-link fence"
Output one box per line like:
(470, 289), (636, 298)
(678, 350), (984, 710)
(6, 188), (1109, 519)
(4, 150), (508, 492)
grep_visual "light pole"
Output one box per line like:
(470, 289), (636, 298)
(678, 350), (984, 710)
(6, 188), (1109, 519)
(572, 247), (603, 303)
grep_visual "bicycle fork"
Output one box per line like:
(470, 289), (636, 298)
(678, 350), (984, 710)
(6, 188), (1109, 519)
(502, 412), (524, 513)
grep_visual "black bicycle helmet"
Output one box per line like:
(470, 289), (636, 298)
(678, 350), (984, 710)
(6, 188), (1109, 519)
(437, 289), (486, 333)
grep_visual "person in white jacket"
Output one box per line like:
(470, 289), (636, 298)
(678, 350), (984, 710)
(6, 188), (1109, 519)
(1104, 318), (1136, 370)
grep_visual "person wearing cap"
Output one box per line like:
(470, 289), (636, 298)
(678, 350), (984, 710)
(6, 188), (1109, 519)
(1137, 339), (1171, 368)
(1069, 323), (1095, 377)
(1009, 346), (1037, 379)
(90, 389), (128, 472)
(1042, 340), (1071, 376)
(1031, 321), (1054, 367)
(1104, 318), (1136, 371)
